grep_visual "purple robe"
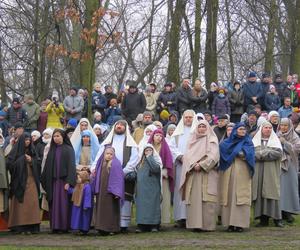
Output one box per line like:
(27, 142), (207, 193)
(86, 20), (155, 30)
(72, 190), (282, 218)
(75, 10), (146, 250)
(93, 154), (125, 202)
(69, 184), (93, 232)
(49, 145), (71, 231)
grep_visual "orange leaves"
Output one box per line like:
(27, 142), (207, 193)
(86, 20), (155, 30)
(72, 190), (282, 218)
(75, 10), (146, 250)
(80, 28), (98, 46)
(46, 45), (92, 62)
(55, 7), (80, 23)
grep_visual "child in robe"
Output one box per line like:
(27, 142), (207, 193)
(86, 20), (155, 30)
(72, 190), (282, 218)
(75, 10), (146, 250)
(68, 170), (93, 235)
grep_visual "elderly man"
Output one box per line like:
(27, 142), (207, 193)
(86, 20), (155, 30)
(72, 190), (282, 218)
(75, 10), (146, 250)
(92, 120), (139, 233)
(23, 94), (40, 133)
(170, 109), (198, 228)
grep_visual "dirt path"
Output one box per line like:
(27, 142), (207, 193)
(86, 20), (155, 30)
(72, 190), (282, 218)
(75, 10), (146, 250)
(1, 225), (300, 249)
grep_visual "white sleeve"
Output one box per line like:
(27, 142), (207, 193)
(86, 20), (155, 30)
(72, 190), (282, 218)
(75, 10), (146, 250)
(91, 144), (105, 171)
(168, 137), (182, 162)
(123, 147), (139, 175)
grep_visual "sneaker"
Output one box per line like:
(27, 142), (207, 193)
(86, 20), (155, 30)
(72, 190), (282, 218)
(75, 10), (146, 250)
(151, 228), (158, 233)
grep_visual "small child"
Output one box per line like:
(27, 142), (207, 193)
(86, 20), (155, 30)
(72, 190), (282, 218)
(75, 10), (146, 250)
(69, 170), (93, 235)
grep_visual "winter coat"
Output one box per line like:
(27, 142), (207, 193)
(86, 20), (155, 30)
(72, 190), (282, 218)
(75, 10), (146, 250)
(105, 107), (122, 126)
(91, 91), (107, 118)
(274, 82), (287, 102)
(278, 106), (293, 118)
(282, 87), (299, 107)
(156, 91), (177, 113)
(46, 102), (64, 129)
(63, 95), (84, 120)
(242, 81), (263, 106)
(144, 93), (157, 116)
(208, 91), (218, 110)
(212, 95), (231, 117)
(176, 87), (192, 114)
(228, 89), (244, 115)
(189, 89), (208, 113)
(121, 91), (146, 123)
(6, 106), (27, 127)
(23, 102), (40, 130)
(264, 93), (281, 112)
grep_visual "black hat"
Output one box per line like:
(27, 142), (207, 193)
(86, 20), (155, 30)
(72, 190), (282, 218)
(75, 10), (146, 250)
(203, 110), (212, 116)
(262, 72), (270, 79)
(164, 82), (172, 87)
(12, 97), (20, 104)
(275, 74), (282, 79)
(248, 110), (258, 117)
(14, 122), (24, 129)
(218, 115), (229, 120)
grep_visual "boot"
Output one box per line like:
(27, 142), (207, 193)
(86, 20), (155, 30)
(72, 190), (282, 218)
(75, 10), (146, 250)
(274, 219), (284, 228)
(256, 215), (269, 227)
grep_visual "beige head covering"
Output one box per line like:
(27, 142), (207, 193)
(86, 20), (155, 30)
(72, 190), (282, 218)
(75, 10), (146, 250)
(102, 120), (137, 147)
(172, 109), (198, 137)
(252, 121), (282, 149)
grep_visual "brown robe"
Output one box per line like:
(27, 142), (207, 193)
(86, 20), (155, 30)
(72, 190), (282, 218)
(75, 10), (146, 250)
(95, 162), (120, 232)
(8, 164), (40, 228)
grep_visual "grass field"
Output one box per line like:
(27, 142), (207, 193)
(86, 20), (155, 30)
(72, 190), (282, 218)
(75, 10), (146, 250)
(0, 215), (299, 249)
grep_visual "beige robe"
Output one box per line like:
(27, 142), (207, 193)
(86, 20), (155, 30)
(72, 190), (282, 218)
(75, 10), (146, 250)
(220, 157), (251, 228)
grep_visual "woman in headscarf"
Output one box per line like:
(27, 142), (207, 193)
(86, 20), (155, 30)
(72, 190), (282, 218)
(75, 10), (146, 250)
(268, 111), (280, 132)
(93, 147), (124, 235)
(41, 129), (76, 233)
(148, 129), (174, 225)
(180, 120), (220, 231)
(252, 122), (283, 227)
(70, 118), (98, 147)
(277, 118), (300, 223)
(136, 144), (162, 232)
(219, 122), (255, 232)
(73, 130), (100, 171)
(7, 133), (41, 233)
(138, 124), (157, 157)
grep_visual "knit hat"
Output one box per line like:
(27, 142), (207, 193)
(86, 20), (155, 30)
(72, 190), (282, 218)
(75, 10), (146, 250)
(164, 82), (172, 87)
(14, 122), (23, 129)
(275, 74), (282, 79)
(94, 111), (101, 119)
(160, 110), (170, 120)
(248, 110), (258, 118)
(68, 118), (78, 128)
(31, 130), (41, 139)
(248, 71), (257, 78)
(262, 72), (270, 79)
(12, 97), (20, 104)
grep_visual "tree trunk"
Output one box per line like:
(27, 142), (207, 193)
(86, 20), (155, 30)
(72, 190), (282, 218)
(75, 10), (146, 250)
(204, 0), (218, 90)
(32, 0), (40, 99)
(264, 0), (277, 74)
(0, 38), (7, 105)
(224, 0), (234, 83)
(192, 0), (202, 83)
(167, 0), (187, 86)
(293, 0), (300, 75)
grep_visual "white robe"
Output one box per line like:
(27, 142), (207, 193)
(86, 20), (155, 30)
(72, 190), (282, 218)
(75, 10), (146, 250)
(173, 126), (192, 221)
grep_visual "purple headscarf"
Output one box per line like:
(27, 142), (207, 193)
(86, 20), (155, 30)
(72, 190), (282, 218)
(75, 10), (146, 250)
(92, 147), (125, 202)
(148, 129), (174, 192)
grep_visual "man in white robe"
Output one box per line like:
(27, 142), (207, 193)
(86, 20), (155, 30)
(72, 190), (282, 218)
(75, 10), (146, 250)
(171, 110), (198, 227)
(92, 120), (139, 232)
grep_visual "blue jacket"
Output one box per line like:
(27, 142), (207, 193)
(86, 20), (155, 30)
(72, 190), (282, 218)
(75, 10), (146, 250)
(105, 107), (122, 126)
(92, 91), (107, 115)
(278, 106), (293, 118)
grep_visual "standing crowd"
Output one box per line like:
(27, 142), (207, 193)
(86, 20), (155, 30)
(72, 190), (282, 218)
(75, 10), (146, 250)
(0, 72), (300, 235)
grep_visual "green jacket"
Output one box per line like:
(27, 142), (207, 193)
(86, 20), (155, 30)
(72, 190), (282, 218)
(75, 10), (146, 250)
(23, 102), (40, 129)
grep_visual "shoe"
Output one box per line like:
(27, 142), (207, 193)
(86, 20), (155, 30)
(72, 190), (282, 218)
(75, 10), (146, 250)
(151, 228), (158, 232)
(227, 226), (235, 232)
(255, 216), (269, 227)
(274, 220), (284, 228)
(120, 227), (128, 234)
(284, 213), (295, 224)
(235, 227), (244, 233)
(135, 229), (142, 233)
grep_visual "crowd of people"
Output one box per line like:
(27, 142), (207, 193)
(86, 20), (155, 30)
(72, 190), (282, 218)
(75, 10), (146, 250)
(0, 71), (300, 235)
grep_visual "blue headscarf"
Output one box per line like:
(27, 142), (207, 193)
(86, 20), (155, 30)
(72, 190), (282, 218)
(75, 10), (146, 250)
(74, 130), (100, 165)
(219, 122), (255, 176)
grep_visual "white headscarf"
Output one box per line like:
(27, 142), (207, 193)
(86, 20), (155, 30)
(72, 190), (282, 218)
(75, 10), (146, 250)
(252, 121), (282, 149)
(70, 118), (98, 147)
(102, 120), (137, 147)
(172, 109), (198, 137)
(138, 124), (157, 158)
(42, 128), (53, 144)
(31, 130), (41, 139)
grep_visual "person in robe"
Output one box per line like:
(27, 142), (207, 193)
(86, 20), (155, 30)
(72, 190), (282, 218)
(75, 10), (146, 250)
(93, 147), (124, 235)
(219, 123), (255, 232)
(91, 120), (139, 233)
(73, 130), (100, 171)
(41, 129), (76, 233)
(136, 144), (162, 232)
(40, 128), (53, 218)
(252, 122), (283, 227)
(277, 118), (300, 223)
(148, 129), (174, 225)
(171, 109), (198, 228)
(69, 170), (93, 235)
(138, 124), (157, 158)
(70, 118), (97, 147)
(0, 146), (8, 231)
(180, 120), (220, 231)
(7, 133), (41, 233)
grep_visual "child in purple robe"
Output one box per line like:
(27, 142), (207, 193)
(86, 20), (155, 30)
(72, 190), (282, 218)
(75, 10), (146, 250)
(68, 170), (93, 235)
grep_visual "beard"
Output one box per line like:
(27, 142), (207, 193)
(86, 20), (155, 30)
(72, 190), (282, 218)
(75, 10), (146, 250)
(114, 129), (125, 135)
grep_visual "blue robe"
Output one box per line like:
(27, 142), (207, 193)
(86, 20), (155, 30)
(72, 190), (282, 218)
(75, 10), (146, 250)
(69, 184), (93, 232)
